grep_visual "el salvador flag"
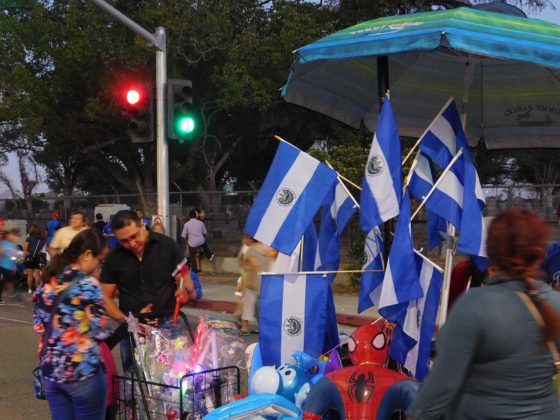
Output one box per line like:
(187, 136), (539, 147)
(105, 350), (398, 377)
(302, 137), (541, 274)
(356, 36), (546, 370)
(272, 223), (318, 273)
(408, 151), (449, 249)
(383, 254), (443, 380)
(418, 99), (487, 263)
(378, 189), (423, 310)
(260, 273), (331, 366)
(360, 97), (402, 232)
(316, 181), (357, 271)
(244, 140), (338, 255)
(357, 227), (385, 313)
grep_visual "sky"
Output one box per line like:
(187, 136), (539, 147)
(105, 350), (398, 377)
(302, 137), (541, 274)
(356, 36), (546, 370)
(2, 0), (560, 195)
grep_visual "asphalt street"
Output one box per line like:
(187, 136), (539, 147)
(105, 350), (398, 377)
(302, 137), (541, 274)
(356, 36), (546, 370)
(0, 292), (258, 420)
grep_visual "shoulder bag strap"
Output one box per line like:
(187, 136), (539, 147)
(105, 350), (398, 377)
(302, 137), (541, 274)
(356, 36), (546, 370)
(516, 291), (560, 400)
(30, 238), (41, 259)
(40, 277), (80, 359)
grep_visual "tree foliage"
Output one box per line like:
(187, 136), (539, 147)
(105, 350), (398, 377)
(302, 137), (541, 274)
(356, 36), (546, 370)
(0, 0), (558, 211)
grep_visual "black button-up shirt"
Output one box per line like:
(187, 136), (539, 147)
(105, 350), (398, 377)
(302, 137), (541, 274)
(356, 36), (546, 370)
(100, 231), (184, 315)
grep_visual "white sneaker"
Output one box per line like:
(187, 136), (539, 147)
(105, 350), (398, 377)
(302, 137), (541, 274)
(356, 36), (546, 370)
(28, 289), (33, 294)
(209, 254), (215, 261)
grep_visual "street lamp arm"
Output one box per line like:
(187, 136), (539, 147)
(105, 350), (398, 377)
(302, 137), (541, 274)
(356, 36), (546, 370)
(90, 0), (164, 52)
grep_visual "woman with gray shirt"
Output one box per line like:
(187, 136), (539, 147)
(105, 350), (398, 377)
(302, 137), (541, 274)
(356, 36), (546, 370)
(408, 209), (560, 419)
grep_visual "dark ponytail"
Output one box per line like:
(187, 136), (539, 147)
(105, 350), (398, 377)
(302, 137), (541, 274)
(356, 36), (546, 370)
(43, 229), (106, 281)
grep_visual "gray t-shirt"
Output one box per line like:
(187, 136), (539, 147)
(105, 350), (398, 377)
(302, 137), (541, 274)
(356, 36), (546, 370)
(181, 218), (207, 247)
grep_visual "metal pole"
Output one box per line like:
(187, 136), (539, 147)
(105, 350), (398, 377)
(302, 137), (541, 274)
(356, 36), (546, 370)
(155, 27), (169, 233)
(90, 0), (169, 232)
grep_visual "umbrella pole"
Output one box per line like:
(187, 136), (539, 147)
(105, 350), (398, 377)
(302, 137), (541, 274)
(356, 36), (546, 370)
(438, 58), (477, 326)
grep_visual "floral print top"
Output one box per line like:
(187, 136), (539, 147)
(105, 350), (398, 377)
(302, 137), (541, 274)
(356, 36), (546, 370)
(33, 267), (110, 383)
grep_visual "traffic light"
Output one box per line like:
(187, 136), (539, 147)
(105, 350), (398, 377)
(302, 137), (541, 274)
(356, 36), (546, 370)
(124, 83), (153, 143)
(168, 79), (198, 142)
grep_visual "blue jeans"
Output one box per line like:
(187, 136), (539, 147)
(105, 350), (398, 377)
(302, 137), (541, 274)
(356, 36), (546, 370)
(120, 315), (186, 374)
(44, 369), (107, 420)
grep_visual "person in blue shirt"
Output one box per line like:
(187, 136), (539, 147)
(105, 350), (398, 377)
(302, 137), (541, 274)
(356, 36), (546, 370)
(0, 228), (22, 304)
(135, 209), (151, 230)
(102, 216), (119, 251)
(542, 241), (560, 289)
(45, 211), (63, 246)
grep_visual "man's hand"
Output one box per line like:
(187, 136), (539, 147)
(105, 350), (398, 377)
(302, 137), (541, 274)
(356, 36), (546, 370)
(175, 287), (191, 303)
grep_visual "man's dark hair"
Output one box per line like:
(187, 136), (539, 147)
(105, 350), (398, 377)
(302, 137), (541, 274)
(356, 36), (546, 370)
(111, 210), (140, 231)
(71, 210), (86, 219)
(189, 209), (197, 219)
(95, 213), (103, 220)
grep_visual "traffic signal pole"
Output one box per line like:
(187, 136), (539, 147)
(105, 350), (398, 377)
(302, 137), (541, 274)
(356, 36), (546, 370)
(91, 0), (169, 233)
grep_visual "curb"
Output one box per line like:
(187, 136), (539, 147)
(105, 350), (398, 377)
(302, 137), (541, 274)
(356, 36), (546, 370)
(190, 299), (377, 328)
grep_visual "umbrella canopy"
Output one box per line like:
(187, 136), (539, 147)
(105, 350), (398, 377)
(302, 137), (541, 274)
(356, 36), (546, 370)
(282, 6), (560, 149)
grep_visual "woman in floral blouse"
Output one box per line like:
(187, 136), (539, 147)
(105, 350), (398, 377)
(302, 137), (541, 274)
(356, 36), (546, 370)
(33, 228), (110, 420)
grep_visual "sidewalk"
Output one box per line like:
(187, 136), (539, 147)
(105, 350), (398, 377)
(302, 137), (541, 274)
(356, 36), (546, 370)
(193, 259), (380, 329)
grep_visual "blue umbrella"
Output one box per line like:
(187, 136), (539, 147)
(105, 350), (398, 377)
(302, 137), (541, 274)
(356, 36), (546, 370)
(282, 5), (560, 149)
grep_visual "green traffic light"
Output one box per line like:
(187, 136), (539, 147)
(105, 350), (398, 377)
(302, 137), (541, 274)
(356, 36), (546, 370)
(177, 116), (195, 135)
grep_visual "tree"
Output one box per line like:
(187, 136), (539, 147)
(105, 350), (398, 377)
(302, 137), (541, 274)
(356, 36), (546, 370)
(0, 149), (41, 218)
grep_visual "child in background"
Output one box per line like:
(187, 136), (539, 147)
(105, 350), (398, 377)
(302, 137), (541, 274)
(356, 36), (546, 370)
(236, 235), (274, 335)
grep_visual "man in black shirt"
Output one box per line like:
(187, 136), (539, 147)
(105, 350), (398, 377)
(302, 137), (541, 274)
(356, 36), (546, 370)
(100, 210), (194, 371)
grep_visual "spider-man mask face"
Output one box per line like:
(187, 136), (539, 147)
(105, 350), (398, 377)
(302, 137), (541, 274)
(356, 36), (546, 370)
(348, 319), (394, 366)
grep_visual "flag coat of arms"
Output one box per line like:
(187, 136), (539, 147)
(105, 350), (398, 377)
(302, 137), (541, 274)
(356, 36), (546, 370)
(357, 227), (385, 313)
(360, 97), (402, 232)
(244, 140), (338, 255)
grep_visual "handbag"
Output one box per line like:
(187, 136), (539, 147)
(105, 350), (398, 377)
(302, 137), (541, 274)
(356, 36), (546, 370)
(33, 278), (80, 399)
(24, 239), (41, 266)
(516, 291), (560, 401)
(37, 251), (48, 268)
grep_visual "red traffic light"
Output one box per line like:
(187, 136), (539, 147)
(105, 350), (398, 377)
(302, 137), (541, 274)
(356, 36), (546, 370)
(126, 89), (141, 105)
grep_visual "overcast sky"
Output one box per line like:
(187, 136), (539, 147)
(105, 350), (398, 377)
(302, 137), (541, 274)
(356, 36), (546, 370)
(2, 0), (560, 194)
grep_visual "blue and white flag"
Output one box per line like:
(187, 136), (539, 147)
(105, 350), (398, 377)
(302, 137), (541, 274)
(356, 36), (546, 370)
(408, 151), (449, 249)
(384, 254), (443, 380)
(260, 273), (331, 366)
(272, 223), (318, 273)
(245, 140), (338, 255)
(317, 181), (357, 271)
(360, 97), (402, 232)
(418, 99), (487, 262)
(357, 227), (385, 313)
(378, 189), (423, 310)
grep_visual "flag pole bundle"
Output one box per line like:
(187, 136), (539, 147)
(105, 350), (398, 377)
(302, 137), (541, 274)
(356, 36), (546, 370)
(243, 95), (486, 379)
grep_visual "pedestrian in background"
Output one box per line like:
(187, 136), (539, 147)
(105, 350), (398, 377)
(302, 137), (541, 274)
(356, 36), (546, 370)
(181, 209), (213, 273)
(408, 209), (560, 419)
(542, 240), (560, 289)
(102, 215), (118, 251)
(33, 229), (110, 420)
(45, 211), (63, 246)
(92, 213), (106, 232)
(0, 228), (22, 305)
(196, 209), (215, 262)
(235, 236), (273, 335)
(23, 224), (46, 294)
(48, 210), (88, 258)
(135, 208), (151, 230)
(151, 221), (165, 234)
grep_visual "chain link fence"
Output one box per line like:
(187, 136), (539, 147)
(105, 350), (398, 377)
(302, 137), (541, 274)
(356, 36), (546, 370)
(1, 185), (559, 257)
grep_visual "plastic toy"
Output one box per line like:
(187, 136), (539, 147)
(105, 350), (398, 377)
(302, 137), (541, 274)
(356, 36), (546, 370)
(302, 318), (419, 419)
